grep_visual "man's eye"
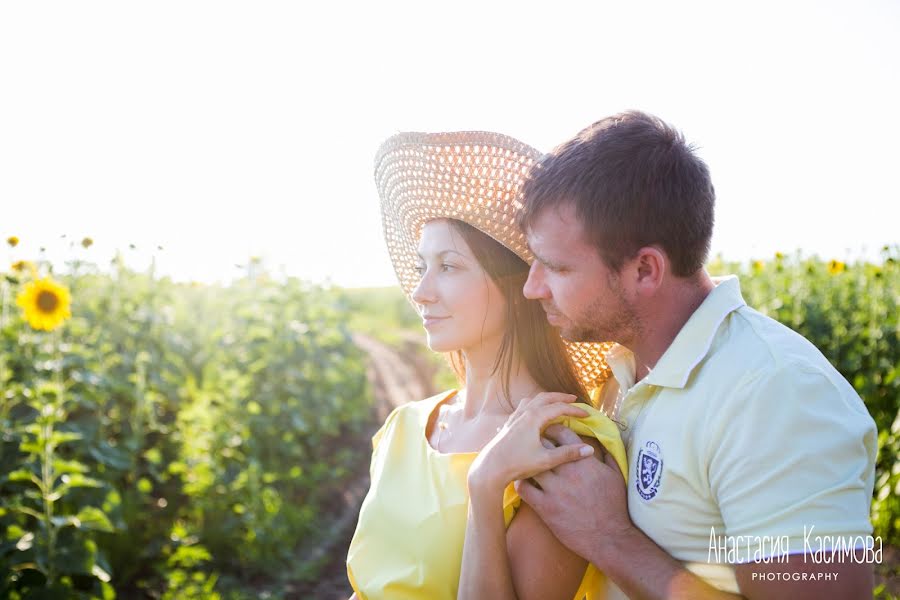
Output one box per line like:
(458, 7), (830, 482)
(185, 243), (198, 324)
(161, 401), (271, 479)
(547, 263), (568, 274)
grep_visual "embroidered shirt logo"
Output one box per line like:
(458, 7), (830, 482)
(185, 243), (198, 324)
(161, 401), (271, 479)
(636, 441), (663, 501)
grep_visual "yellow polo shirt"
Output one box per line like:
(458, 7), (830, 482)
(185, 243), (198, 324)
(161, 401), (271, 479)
(599, 276), (877, 596)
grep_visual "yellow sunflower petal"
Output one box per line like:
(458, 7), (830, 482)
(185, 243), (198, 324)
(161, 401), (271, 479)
(16, 277), (72, 331)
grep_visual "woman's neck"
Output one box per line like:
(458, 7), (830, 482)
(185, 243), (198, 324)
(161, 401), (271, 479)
(459, 342), (540, 421)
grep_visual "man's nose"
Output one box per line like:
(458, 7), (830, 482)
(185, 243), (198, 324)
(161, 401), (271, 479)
(523, 262), (548, 300)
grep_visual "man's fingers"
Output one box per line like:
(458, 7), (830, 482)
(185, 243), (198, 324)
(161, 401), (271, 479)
(514, 478), (544, 507)
(543, 423), (582, 446)
(530, 468), (555, 491)
(540, 436), (556, 450)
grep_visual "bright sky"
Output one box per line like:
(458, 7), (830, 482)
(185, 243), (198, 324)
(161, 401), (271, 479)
(2, 0), (898, 288)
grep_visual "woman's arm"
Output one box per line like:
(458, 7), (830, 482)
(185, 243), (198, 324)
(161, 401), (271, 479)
(457, 393), (597, 600)
(458, 469), (517, 600)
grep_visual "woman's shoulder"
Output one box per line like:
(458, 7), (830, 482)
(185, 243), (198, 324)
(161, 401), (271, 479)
(373, 389), (458, 448)
(390, 388), (458, 418)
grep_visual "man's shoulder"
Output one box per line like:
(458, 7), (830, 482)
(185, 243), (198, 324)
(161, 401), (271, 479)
(713, 304), (839, 380)
(703, 306), (870, 419)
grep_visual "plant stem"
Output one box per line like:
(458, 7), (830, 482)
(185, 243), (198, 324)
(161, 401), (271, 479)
(0, 279), (8, 424)
(42, 328), (65, 582)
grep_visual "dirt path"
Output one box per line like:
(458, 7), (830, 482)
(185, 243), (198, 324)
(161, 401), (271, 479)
(286, 333), (436, 600)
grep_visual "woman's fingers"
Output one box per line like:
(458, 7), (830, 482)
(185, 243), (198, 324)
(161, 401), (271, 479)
(534, 402), (589, 427)
(530, 392), (578, 407)
(545, 442), (594, 470)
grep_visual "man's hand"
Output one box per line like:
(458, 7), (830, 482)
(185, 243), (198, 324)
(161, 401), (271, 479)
(515, 423), (633, 565)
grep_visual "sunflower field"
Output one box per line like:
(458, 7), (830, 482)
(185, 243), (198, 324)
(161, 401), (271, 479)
(1, 241), (372, 598)
(0, 238), (898, 598)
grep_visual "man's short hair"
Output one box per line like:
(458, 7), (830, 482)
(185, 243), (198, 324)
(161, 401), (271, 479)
(519, 111), (715, 277)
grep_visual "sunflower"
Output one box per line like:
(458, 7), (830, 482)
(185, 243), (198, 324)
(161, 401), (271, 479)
(827, 260), (846, 275)
(11, 260), (36, 275)
(7, 236), (19, 248)
(16, 278), (72, 331)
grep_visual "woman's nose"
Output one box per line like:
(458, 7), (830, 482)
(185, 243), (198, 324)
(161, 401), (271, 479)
(411, 272), (436, 306)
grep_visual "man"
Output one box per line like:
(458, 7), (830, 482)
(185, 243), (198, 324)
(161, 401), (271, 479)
(505, 111), (878, 599)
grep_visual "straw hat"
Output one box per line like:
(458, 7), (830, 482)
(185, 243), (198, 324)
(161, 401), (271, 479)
(374, 131), (613, 392)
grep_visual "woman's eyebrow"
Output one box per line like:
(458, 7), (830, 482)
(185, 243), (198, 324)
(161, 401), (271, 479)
(415, 249), (466, 260)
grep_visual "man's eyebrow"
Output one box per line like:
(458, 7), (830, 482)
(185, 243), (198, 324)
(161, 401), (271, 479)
(530, 247), (565, 270)
(527, 245), (548, 265)
(415, 249), (466, 260)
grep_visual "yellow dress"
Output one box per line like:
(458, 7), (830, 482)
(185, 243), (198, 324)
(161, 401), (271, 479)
(346, 390), (628, 600)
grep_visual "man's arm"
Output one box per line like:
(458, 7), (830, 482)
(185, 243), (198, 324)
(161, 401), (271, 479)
(519, 364), (878, 600)
(517, 447), (743, 600)
(734, 552), (873, 599)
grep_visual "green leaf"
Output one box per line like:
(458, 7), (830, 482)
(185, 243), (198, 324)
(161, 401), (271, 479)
(88, 442), (131, 470)
(52, 458), (89, 475)
(58, 473), (103, 489)
(7, 504), (43, 520)
(6, 469), (43, 491)
(19, 441), (42, 455)
(7, 469), (35, 483)
(73, 506), (114, 532)
(50, 431), (83, 446)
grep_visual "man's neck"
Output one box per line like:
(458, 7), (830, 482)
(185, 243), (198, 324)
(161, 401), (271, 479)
(630, 272), (715, 383)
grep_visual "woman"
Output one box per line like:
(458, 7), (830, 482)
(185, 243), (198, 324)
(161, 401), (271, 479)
(346, 132), (627, 600)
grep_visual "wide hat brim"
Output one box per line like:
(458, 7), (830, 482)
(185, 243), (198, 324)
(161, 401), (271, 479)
(374, 131), (613, 392)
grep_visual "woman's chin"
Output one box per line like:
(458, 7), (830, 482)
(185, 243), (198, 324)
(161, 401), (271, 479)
(424, 334), (457, 354)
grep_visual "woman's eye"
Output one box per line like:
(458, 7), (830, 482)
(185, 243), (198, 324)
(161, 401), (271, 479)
(440, 263), (455, 272)
(414, 265), (426, 275)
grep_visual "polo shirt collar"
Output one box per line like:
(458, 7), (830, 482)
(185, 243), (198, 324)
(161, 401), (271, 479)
(639, 275), (746, 389)
(600, 277), (747, 393)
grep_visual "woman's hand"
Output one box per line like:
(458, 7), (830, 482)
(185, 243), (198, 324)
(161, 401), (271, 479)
(468, 392), (594, 495)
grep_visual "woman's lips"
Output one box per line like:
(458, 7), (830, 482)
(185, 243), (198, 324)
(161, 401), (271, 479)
(423, 316), (450, 328)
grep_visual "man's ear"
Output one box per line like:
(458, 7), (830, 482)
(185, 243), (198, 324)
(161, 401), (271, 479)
(633, 246), (666, 293)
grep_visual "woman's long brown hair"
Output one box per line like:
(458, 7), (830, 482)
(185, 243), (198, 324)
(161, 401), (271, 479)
(445, 219), (587, 407)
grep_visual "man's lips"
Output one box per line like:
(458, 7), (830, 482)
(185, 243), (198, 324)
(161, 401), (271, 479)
(542, 307), (564, 324)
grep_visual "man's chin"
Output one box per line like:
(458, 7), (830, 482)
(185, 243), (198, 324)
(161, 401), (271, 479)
(555, 323), (612, 344)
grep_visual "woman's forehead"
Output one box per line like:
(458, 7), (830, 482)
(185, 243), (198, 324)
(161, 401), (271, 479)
(417, 219), (473, 257)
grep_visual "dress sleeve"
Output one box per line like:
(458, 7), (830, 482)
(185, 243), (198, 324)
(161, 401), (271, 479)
(707, 365), (877, 556)
(369, 404), (404, 477)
